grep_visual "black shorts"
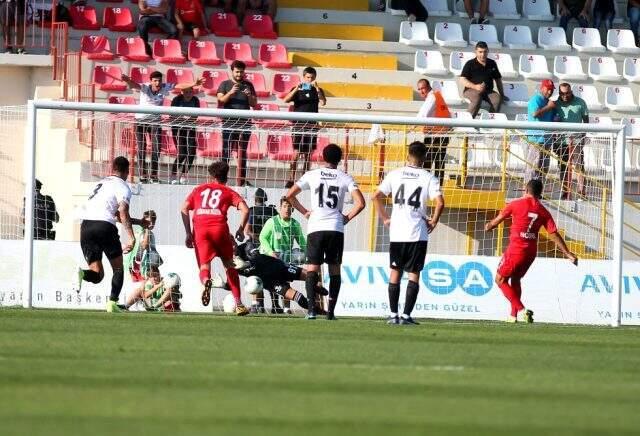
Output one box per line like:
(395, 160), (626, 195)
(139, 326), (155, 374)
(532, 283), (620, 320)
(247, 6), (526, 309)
(389, 241), (428, 273)
(80, 220), (122, 264)
(306, 231), (344, 265)
(292, 122), (318, 154)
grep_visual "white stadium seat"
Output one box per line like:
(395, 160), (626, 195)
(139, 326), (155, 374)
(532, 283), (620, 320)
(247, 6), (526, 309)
(514, 113), (528, 121)
(571, 84), (603, 110)
(622, 118), (640, 139)
(503, 83), (529, 107)
(503, 25), (536, 50)
(432, 80), (464, 105)
(479, 111), (508, 133)
(553, 55), (587, 81)
(386, 0), (406, 16)
(449, 51), (475, 75)
(434, 22), (467, 48)
(518, 54), (552, 79)
(468, 24), (502, 48)
(573, 28), (606, 53)
(423, 0), (452, 17)
(490, 52), (517, 78)
(522, 0), (554, 21)
(605, 86), (637, 112)
(607, 29), (640, 55)
(588, 56), (621, 82)
(399, 21), (433, 46)
(538, 27), (571, 51)
(623, 58), (640, 83)
(451, 111), (476, 132)
(414, 50), (448, 75)
(489, 0), (520, 19)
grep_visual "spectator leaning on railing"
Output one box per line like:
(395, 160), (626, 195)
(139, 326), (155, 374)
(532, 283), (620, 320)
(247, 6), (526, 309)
(460, 41), (507, 118)
(556, 83), (589, 199)
(525, 79), (557, 184)
(138, 0), (178, 56)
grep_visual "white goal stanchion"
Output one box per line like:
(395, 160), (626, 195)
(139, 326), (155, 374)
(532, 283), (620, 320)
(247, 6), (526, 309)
(13, 100), (629, 325)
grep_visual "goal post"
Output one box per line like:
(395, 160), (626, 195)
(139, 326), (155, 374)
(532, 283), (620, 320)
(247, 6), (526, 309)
(17, 99), (629, 325)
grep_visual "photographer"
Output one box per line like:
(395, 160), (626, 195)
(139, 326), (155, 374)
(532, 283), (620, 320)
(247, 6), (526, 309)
(284, 66), (326, 185)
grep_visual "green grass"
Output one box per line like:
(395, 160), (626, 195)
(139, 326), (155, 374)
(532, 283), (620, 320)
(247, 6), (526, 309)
(1, 309), (639, 436)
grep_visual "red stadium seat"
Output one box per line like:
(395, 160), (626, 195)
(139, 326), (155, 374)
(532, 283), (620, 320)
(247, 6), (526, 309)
(70, 5), (101, 30)
(272, 73), (300, 99)
(153, 39), (186, 64)
(166, 68), (195, 92)
(256, 102), (280, 111)
(223, 42), (257, 67)
(209, 12), (242, 37)
(117, 37), (151, 62)
(246, 133), (265, 159)
(197, 130), (223, 158)
(267, 134), (295, 161)
(201, 70), (229, 96)
(188, 40), (221, 66)
(94, 65), (127, 91)
(103, 7), (136, 32)
(242, 72), (269, 97)
(310, 136), (329, 162)
(108, 95), (136, 104)
(161, 130), (178, 157)
(80, 35), (114, 60)
(242, 14), (277, 39)
(129, 66), (155, 84)
(258, 43), (292, 68)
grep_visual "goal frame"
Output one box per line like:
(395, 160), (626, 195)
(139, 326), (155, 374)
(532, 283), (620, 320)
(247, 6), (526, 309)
(23, 99), (626, 326)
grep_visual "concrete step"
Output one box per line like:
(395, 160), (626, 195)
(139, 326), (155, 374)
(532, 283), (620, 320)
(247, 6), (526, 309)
(277, 22), (384, 41)
(289, 51), (397, 70)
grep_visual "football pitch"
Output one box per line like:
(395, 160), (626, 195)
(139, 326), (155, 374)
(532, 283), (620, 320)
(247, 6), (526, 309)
(1, 309), (639, 436)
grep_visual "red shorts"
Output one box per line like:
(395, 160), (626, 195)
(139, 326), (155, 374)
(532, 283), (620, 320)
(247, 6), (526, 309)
(497, 248), (536, 279)
(163, 301), (181, 312)
(193, 225), (233, 266)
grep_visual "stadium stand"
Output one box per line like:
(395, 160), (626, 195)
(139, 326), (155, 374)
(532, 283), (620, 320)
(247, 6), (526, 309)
(623, 58), (640, 83)
(522, 0), (554, 20)
(209, 12), (242, 37)
(399, 21), (434, 46)
(489, 0), (520, 19)
(572, 27), (606, 53)
(153, 39), (187, 64)
(258, 43), (292, 68)
(70, 5), (101, 30)
(434, 22), (467, 47)
(80, 35), (114, 60)
(607, 29), (640, 55)
(102, 6), (136, 32)
(223, 42), (257, 66)
(538, 27), (571, 51)
(503, 25), (536, 50)
(554, 56), (588, 81)
(468, 24), (502, 48)
(414, 50), (448, 76)
(588, 57), (622, 82)
(116, 36), (151, 62)
(519, 54), (552, 80)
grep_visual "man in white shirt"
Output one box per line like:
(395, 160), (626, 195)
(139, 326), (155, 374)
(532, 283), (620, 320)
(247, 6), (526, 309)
(121, 70), (202, 183)
(74, 157), (150, 313)
(416, 78), (451, 186)
(286, 144), (366, 320)
(372, 141), (445, 325)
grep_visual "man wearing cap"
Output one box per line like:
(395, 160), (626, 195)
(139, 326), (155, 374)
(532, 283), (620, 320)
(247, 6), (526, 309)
(525, 79), (557, 184)
(22, 179), (59, 240)
(170, 84), (201, 185)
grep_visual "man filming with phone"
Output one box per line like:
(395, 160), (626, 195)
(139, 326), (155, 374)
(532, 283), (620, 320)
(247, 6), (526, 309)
(284, 66), (326, 185)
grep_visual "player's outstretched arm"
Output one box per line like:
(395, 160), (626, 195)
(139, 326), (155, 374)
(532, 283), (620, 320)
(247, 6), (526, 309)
(485, 210), (508, 232)
(344, 189), (365, 224)
(236, 200), (250, 242)
(547, 231), (579, 266)
(118, 201), (136, 254)
(285, 185), (309, 218)
(120, 74), (141, 91)
(428, 195), (445, 233)
(180, 200), (194, 248)
(372, 190), (391, 226)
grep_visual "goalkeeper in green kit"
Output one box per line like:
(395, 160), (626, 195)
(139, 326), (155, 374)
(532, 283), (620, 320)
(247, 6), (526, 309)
(251, 196), (307, 313)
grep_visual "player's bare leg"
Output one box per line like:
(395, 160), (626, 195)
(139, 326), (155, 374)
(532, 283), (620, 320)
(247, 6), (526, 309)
(387, 268), (402, 325)
(222, 257), (249, 315)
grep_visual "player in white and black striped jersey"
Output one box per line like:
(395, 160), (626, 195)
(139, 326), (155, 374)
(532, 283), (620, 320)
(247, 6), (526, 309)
(372, 142), (445, 325)
(286, 144), (366, 320)
(74, 157), (150, 313)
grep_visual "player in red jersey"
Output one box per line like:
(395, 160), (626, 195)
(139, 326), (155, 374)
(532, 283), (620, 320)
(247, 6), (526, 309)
(485, 179), (578, 323)
(181, 161), (251, 316)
